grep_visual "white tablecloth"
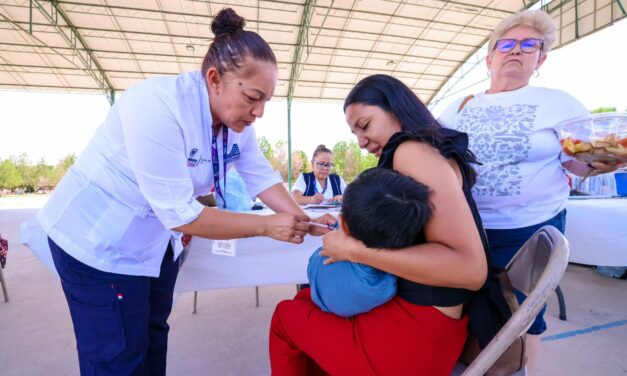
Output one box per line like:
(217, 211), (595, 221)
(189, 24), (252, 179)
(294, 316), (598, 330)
(173, 209), (335, 293)
(565, 198), (627, 266)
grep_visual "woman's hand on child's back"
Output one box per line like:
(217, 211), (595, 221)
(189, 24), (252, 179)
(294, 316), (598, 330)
(321, 230), (366, 264)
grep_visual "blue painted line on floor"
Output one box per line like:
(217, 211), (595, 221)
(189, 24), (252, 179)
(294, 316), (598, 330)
(542, 320), (627, 342)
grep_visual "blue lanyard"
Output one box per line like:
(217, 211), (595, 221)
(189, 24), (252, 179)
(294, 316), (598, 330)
(211, 125), (228, 208)
(314, 178), (328, 195)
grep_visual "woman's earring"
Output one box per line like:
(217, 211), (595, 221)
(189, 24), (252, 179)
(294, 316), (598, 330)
(533, 69), (540, 78)
(486, 70), (491, 78)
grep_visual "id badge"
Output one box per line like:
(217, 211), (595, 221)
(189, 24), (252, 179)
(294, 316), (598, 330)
(212, 239), (237, 257)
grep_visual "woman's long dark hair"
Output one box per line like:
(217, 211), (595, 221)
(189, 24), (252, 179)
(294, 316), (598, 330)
(344, 74), (478, 186)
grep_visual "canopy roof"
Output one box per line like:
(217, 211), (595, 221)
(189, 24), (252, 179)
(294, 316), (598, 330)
(1, 0), (624, 104)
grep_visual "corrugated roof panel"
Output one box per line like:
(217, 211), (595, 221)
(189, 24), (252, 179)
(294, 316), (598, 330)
(3, 0), (616, 102)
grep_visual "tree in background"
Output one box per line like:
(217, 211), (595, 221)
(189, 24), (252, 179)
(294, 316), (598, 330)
(591, 106), (617, 114)
(274, 140), (288, 181)
(291, 150), (308, 180)
(52, 154), (77, 185)
(1, 137), (380, 194)
(332, 141), (377, 182)
(0, 153), (76, 194)
(0, 159), (23, 192)
(32, 158), (55, 191)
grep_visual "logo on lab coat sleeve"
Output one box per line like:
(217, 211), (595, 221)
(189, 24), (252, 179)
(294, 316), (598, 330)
(187, 148), (199, 167)
(187, 144), (240, 168)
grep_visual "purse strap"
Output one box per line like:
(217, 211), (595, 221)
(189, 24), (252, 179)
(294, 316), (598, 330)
(457, 94), (475, 113)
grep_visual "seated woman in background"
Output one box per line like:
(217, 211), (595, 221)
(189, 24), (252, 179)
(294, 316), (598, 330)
(292, 144), (346, 205)
(307, 167), (432, 318)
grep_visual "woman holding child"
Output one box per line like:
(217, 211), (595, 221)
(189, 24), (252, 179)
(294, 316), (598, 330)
(269, 74), (490, 375)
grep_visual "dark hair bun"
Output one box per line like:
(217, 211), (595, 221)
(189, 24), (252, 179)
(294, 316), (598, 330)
(316, 144), (327, 150)
(212, 8), (246, 37)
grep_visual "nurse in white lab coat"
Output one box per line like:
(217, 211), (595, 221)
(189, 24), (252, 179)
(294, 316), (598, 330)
(34, 8), (332, 376)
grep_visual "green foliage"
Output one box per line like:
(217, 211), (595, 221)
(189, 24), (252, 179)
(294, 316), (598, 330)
(331, 141), (348, 177)
(0, 159), (23, 190)
(359, 153), (379, 172)
(0, 153), (76, 193)
(590, 106), (616, 114)
(52, 154), (77, 185)
(258, 136), (275, 161)
(256, 138), (378, 184)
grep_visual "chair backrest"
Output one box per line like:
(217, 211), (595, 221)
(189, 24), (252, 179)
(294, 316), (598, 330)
(461, 225), (570, 376)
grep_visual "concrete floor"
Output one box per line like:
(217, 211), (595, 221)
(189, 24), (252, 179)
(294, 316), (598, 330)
(1, 196), (626, 375)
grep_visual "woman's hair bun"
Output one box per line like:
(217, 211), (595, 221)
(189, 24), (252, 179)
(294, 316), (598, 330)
(316, 144), (327, 150)
(211, 8), (246, 37)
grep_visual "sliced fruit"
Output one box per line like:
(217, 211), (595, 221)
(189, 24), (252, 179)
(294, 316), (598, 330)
(574, 142), (592, 153)
(605, 147), (627, 156)
(561, 138), (576, 155)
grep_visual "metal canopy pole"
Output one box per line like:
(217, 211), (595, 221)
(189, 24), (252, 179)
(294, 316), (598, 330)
(287, 98), (293, 188)
(286, 0), (315, 189)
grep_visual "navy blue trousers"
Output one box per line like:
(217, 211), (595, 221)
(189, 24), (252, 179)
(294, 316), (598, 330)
(485, 210), (566, 335)
(49, 237), (179, 376)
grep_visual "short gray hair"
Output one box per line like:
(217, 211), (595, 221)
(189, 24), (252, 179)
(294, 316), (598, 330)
(488, 10), (556, 56)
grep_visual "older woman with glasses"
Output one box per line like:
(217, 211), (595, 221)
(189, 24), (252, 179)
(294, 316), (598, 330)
(292, 144), (347, 205)
(439, 9), (623, 370)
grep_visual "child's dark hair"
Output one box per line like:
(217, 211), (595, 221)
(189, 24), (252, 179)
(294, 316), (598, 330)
(202, 8), (276, 76)
(341, 168), (432, 249)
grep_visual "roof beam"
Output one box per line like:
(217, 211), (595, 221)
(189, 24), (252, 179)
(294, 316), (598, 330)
(288, 0), (318, 99)
(4, 19), (468, 64)
(50, 0), (494, 34)
(31, 0), (115, 104)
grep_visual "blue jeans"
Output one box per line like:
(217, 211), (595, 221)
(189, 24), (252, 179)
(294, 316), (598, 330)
(485, 210), (566, 335)
(49, 238), (179, 376)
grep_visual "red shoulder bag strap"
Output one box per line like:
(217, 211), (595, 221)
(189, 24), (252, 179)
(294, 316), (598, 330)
(458, 95), (475, 113)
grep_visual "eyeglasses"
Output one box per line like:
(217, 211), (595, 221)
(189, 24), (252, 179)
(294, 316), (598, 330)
(493, 38), (544, 53)
(313, 160), (333, 169)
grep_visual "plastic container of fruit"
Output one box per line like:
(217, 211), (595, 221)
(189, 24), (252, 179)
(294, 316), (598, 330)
(558, 112), (627, 164)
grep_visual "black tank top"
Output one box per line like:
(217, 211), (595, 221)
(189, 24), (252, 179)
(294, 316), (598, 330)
(377, 130), (490, 307)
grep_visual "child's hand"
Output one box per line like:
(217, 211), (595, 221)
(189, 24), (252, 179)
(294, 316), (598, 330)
(307, 214), (337, 236)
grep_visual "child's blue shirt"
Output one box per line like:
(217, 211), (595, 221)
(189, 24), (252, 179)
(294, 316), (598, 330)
(307, 247), (397, 318)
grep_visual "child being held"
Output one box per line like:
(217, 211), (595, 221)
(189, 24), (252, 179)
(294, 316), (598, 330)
(307, 167), (432, 317)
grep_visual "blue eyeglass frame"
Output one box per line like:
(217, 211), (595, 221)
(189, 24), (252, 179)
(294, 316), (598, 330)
(493, 38), (544, 53)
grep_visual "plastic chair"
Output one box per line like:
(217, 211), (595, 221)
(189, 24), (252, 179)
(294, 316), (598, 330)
(454, 225), (570, 376)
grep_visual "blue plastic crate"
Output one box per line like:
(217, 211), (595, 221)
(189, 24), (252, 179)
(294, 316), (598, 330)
(616, 172), (627, 196)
